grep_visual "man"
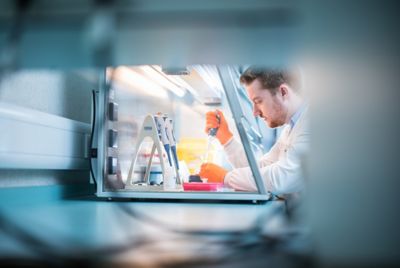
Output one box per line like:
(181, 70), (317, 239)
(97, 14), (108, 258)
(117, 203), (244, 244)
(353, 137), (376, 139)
(199, 66), (309, 195)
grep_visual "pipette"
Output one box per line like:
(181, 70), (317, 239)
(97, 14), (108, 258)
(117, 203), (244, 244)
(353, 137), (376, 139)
(204, 111), (220, 163)
(164, 117), (179, 170)
(154, 114), (172, 167)
(164, 116), (182, 184)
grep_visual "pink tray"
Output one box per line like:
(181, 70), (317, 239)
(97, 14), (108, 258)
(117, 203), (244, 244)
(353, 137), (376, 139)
(183, 182), (224, 191)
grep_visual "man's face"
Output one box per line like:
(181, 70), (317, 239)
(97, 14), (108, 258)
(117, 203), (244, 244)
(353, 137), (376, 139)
(245, 79), (288, 128)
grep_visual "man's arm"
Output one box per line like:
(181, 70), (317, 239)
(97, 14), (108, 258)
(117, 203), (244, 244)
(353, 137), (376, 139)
(224, 129), (309, 194)
(223, 131), (282, 169)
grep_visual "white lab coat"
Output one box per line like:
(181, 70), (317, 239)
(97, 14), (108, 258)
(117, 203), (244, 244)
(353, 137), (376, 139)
(223, 107), (309, 195)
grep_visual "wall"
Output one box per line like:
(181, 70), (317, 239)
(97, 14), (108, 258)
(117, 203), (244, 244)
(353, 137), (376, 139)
(0, 69), (98, 189)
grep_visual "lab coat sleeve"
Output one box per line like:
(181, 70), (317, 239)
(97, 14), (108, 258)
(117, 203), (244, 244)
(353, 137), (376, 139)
(224, 129), (309, 194)
(223, 134), (281, 168)
(222, 138), (249, 168)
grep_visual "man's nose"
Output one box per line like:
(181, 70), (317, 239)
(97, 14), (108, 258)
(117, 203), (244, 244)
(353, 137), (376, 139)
(253, 106), (260, 117)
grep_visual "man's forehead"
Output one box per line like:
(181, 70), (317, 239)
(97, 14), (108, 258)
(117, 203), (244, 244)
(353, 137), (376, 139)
(248, 79), (270, 92)
(248, 92), (267, 104)
(249, 78), (263, 87)
(246, 82), (271, 98)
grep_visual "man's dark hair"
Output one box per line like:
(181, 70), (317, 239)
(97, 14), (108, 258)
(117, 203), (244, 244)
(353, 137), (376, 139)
(240, 66), (301, 94)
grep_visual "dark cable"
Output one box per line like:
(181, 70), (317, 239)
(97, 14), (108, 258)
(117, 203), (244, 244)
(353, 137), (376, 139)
(117, 202), (284, 238)
(89, 89), (98, 190)
(0, 209), (216, 264)
(88, 67), (117, 192)
(0, 176), (282, 258)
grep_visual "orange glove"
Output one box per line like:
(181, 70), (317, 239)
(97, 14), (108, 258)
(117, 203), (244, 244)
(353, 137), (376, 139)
(199, 163), (228, 183)
(205, 110), (233, 145)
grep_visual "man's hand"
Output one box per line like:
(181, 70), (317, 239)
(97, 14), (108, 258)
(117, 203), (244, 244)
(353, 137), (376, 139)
(205, 110), (233, 145)
(199, 163), (228, 183)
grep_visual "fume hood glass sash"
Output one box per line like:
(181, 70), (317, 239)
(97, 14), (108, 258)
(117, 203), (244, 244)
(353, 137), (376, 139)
(217, 66), (267, 195)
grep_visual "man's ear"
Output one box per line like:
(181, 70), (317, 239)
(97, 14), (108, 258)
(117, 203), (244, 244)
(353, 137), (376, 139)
(279, 84), (289, 97)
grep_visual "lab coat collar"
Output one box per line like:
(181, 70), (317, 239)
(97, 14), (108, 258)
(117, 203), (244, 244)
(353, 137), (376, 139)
(289, 102), (308, 130)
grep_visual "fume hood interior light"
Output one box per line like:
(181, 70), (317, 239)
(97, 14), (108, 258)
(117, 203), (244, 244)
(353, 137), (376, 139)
(167, 75), (199, 98)
(161, 66), (190, 76)
(190, 65), (224, 96)
(140, 65), (186, 98)
(116, 66), (168, 99)
(152, 65), (198, 97)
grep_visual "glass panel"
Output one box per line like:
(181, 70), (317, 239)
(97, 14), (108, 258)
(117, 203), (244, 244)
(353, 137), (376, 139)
(103, 64), (269, 196)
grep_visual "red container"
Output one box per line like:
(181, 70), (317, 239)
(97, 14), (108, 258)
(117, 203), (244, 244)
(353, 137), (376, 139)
(183, 182), (224, 192)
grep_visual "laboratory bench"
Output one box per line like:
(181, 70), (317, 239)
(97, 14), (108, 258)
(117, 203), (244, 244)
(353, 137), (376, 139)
(0, 188), (312, 268)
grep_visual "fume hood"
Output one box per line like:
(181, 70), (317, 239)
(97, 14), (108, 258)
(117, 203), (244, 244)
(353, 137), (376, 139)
(92, 64), (272, 201)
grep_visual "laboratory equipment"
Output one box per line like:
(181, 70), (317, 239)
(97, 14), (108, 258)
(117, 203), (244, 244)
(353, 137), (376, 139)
(164, 116), (181, 184)
(125, 113), (181, 191)
(125, 114), (166, 190)
(204, 111), (220, 164)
